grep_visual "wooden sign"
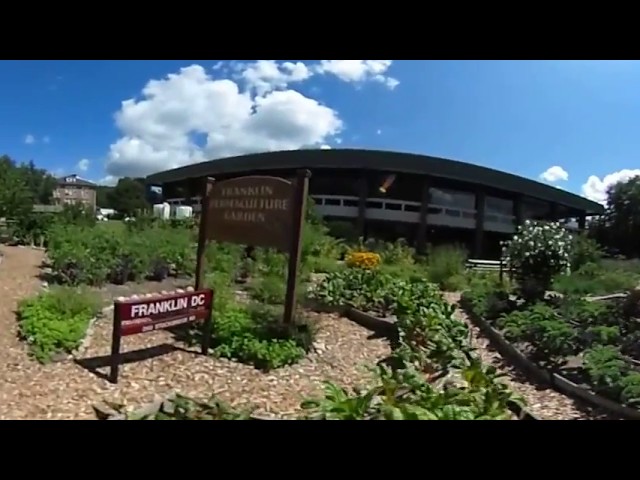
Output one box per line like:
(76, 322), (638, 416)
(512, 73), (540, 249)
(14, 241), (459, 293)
(194, 170), (310, 326)
(109, 288), (214, 384)
(207, 176), (295, 252)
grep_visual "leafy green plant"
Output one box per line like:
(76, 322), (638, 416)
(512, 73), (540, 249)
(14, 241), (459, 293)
(584, 325), (621, 347)
(247, 275), (287, 305)
(210, 304), (314, 370)
(17, 287), (101, 363)
(583, 345), (629, 398)
(425, 244), (467, 290)
(620, 373), (640, 407)
(553, 265), (637, 296)
(570, 234), (603, 271)
(497, 304), (576, 368)
(462, 275), (513, 321)
(46, 222), (197, 286)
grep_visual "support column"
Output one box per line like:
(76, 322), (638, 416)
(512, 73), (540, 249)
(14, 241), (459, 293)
(474, 190), (486, 258)
(185, 178), (196, 209)
(578, 213), (586, 231)
(416, 178), (431, 255)
(513, 195), (524, 227)
(549, 202), (559, 221)
(356, 176), (368, 240)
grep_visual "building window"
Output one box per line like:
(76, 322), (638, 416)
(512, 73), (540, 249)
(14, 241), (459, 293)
(430, 188), (475, 210)
(485, 196), (513, 216)
(65, 176), (77, 183)
(523, 199), (550, 219)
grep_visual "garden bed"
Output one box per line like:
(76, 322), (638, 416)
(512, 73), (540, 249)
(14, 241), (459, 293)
(460, 288), (640, 419)
(8, 307), (390, 419)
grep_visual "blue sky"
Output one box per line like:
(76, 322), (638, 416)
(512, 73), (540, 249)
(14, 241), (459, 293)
(1, 59), (639, 203)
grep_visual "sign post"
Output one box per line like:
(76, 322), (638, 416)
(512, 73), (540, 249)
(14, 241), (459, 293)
(283, 170), (310, 325)
(194, 178), (215, 354)
(109, 289), (214, 384)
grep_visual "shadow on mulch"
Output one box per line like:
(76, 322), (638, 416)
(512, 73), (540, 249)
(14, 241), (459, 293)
(75, 343), (200, 382)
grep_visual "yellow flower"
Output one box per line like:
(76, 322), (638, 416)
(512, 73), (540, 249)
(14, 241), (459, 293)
(345, 251), (381, 270)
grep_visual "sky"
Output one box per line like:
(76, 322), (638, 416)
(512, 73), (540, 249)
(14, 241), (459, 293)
(1, 59), (639, 204)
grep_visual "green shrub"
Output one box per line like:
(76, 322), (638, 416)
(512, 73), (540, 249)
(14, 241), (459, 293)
(497, 303), (577, 368)
(211, 304), (313, 370)
(583, 345), (629, 398)
(17, 287), (101, 363)
(425, 244), (467, 290)
(570, 234), (603, 271)
(247, 275), (287, 304)
(553, 264), (637, 296)
(47, 223), (197, 286)
(504, 220), (572, 301)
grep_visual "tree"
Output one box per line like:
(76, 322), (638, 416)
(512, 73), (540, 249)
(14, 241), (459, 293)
(589, 175), (640, 258)
(18, 160), (56, 204)
(0, 155), (33, 219)
(96, 186), (114, 208)
(107, 177), (150, 216)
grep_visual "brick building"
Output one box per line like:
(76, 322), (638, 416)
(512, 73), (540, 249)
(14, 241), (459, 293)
(52, 174), (97, 211)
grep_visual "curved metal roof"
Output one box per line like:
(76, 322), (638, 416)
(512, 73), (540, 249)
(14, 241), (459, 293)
(146, 148), (603, 214)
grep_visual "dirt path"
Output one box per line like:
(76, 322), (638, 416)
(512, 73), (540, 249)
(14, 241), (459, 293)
(443, 292), (620, 420)
(0, 245), (46, 367)
(0, 246), (390, 420)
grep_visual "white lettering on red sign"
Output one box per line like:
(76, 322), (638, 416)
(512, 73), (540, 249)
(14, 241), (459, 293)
(191, 294), (206, 307)
(130, 296), (189, 318)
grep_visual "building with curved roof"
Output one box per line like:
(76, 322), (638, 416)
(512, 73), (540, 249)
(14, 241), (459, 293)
(146, 149), (604, 258)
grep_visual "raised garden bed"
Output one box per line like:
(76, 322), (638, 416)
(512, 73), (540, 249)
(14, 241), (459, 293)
(460, 295), (640, 420)
(308, 295), (539, 420)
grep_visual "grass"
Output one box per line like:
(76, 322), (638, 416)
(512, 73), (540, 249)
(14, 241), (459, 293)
(97, 220), (125, 232)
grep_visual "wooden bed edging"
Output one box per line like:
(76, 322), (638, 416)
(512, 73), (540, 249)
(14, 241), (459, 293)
(345, 307), (397, 337)
(459, 298), (640, 420)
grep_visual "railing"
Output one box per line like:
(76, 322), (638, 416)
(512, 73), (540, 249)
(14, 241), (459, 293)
(164, 194), (516, 233)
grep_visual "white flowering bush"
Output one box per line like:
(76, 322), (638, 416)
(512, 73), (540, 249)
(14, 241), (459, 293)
(503, 220), (573, 301)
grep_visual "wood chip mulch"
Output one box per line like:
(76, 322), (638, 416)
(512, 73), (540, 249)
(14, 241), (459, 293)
(0, 245), (391, 420)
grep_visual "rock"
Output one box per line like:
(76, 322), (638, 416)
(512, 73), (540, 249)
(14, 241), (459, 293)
(92, 402), (120, 420)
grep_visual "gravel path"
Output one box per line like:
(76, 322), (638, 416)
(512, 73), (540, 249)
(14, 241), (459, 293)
(443, 292), (620, 420)
(0, 246), (390, 419)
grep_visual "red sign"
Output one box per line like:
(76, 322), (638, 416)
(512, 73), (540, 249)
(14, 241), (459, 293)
(114, 289), (214, 337)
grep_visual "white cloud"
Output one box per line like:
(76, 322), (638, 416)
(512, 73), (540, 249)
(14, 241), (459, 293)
(99, 175), (118, 186)
(581, 169), (640, 204)
(376, 129), (382, 135)
(24, 134), (35, 145)
(77, 158), (90, 172)
(42, 135), (50, 144)
(539, 166), (569, 183)
(104, 61), (398, 179)
(315, 60), (399, 89)
(240, 60), (311, 95)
